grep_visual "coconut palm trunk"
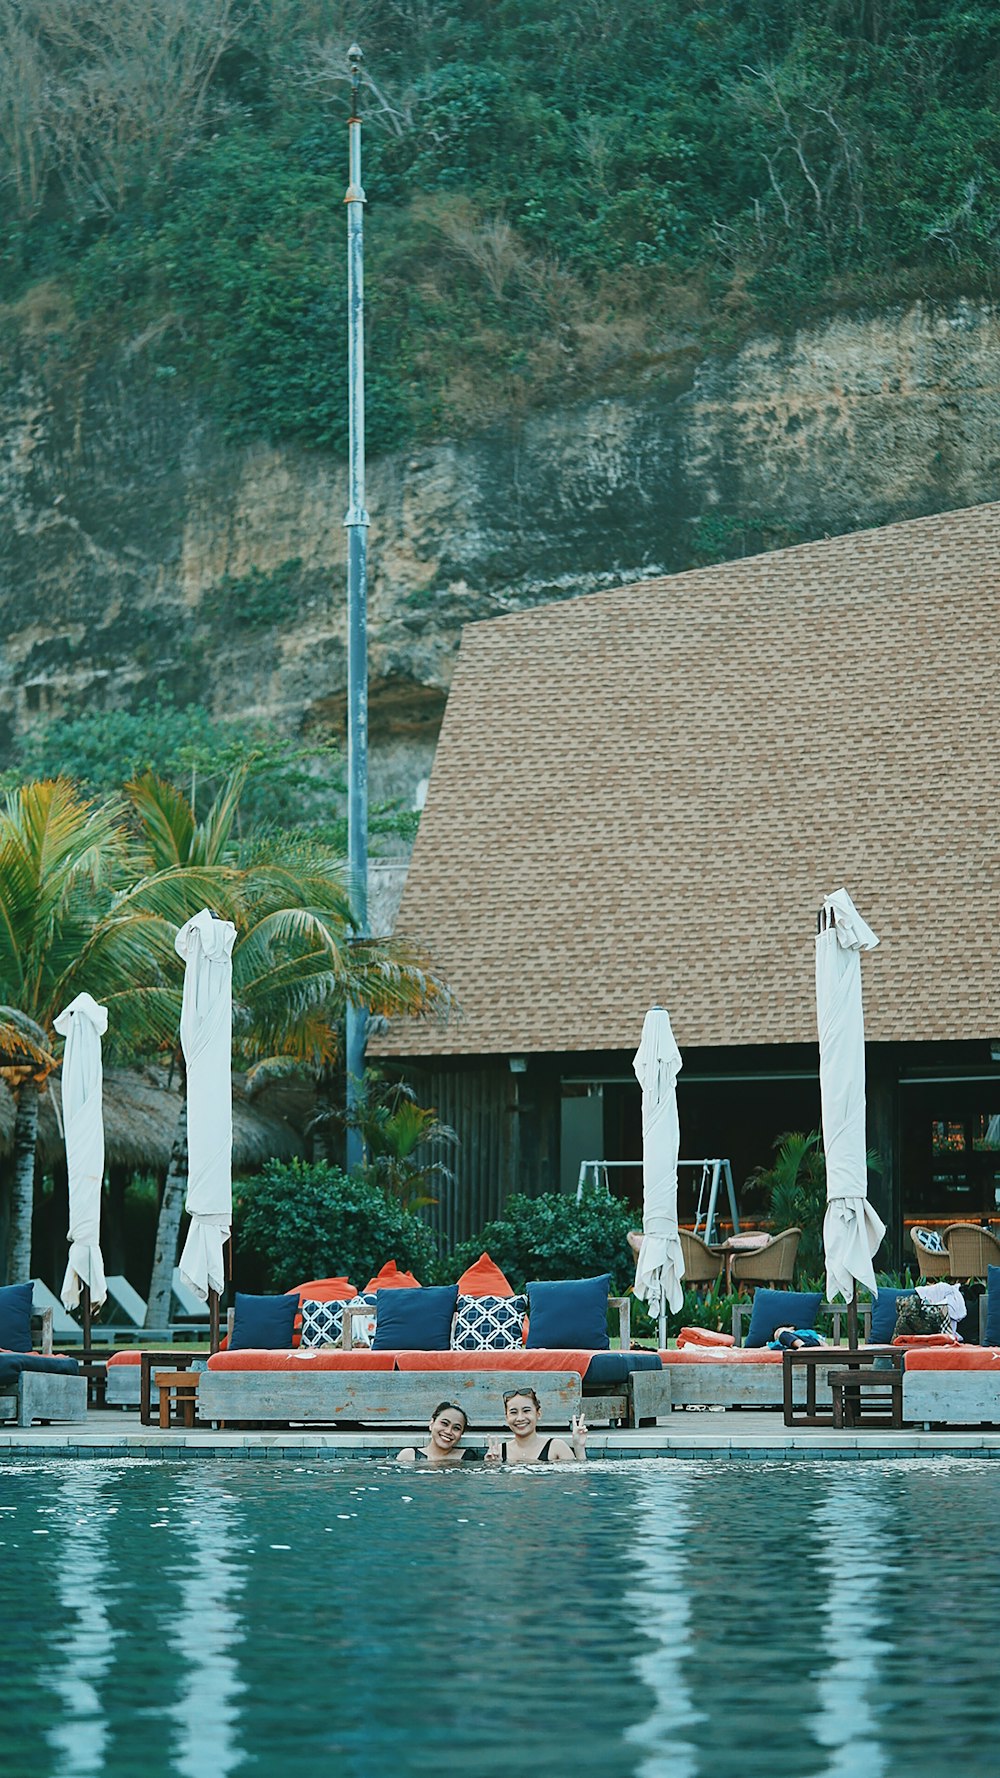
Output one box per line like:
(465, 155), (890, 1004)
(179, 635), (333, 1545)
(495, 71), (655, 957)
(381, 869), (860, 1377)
(145, 1097), (188, 1329)
(7, 1078), (39, 1283)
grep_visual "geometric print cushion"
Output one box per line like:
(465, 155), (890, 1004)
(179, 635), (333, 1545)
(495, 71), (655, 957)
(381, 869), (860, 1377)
(912, 1226), (946, 1255)
(450, 1294), (528, 1352)
(300, 1294), (378, 1349)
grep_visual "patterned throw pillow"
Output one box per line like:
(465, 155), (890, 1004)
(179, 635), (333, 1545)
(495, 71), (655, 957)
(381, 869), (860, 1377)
(450, 1293), (527, 1352)
(300, 1294), (378, 1349)
(912, 1226), (946, 1255)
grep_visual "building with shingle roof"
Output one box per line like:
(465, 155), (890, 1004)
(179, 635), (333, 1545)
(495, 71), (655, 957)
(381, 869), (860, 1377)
(372, 502), (1000, 1261)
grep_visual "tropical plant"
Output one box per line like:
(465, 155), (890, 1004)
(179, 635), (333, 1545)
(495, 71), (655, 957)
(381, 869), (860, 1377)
(332, 1068), (458, 1209)
(745, 1129), (882, 1284)
(0, 778), (227, 1282)
(130, 773), (447, 1322)
(234, 1158), (436, 1292)
(442, 1187), (637, 1295)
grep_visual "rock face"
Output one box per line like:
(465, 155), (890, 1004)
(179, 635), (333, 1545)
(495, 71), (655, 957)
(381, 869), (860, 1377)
(3, 299), (999, 839)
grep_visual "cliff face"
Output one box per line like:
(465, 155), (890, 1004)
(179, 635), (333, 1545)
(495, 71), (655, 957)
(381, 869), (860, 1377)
(3, 300), (999, 828)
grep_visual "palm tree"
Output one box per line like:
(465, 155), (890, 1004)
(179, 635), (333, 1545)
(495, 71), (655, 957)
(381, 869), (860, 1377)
(131, 775), (447, 1323)
(0, 779), (229, 1283)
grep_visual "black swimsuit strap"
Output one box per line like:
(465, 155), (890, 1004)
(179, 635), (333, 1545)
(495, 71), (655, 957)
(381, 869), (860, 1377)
(503, 1438), (553, 1462)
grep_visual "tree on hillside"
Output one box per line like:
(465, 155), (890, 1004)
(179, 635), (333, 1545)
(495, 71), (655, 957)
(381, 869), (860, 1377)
(0, 778), (231, 1283)
(131, 773), (447, 1324)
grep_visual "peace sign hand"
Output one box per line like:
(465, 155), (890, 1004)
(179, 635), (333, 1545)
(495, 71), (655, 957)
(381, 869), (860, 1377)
(485, 1436), (503, 1463)
(570, 1411), (588, 1458)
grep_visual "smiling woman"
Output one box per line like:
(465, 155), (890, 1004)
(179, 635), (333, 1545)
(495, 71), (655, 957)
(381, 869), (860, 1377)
(396, 1401), (480, 1465)
(486, 1389), (588, 1465)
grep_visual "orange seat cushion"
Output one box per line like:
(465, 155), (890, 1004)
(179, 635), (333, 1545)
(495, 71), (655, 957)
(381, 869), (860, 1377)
(363, 1262), (422, 1291)
(658, 1347), (783, 1365)
(106, 1350), (142, 1367)
(903, 1348), (1000, 1371)
(206, 1349), (395, 1372)
(393, 1349), (596, 1379)
(455, 1252), (515, 1297)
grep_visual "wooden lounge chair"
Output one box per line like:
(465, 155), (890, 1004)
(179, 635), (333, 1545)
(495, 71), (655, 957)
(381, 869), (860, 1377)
(944, 1223), (1000, 1281)
(729, 1227), (801, 1287)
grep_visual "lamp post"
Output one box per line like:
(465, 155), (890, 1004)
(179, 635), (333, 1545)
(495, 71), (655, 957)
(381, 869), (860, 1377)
(344, 43), (369, 1172)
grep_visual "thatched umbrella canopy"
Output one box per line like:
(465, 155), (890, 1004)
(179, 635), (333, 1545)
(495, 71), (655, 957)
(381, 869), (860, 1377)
(0, 1065), (307, 1174)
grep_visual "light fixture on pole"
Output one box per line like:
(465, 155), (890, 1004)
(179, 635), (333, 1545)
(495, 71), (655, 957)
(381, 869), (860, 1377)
(344, 43), (369, 1172)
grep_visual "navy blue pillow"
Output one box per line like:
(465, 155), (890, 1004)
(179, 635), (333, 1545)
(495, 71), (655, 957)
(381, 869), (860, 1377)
(229, 1292), (298, 1351)
(984, 1267), (1000, 1347)
(525, 1275), (611, 1350)
(869, 1286), (914, 1346)
(746, 1288), (823, 1348)
(372, 1285), (457, 1352)
(583, 1351), (662, 1385)
(0, 1281), (34, 1353)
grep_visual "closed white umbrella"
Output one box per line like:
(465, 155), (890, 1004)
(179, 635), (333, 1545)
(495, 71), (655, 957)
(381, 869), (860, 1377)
(176, 910), (237, 1304)
(817, 889), (885, 1326)
(55, 992), (109, 1314)
(632, 1007), (685, 1345)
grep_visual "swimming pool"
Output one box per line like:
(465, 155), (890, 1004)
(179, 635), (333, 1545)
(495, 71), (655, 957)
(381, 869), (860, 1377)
(0, 1457), (995, 1777)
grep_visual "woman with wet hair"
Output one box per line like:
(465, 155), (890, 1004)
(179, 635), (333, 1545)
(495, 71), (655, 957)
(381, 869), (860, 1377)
(397, 1401), (480, 1464)
(485, 1388), (587, 1464)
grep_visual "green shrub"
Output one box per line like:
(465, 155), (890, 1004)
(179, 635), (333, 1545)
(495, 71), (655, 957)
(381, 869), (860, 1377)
(440, 1189), (636, 1294)
(234, 1159), (435, 1292)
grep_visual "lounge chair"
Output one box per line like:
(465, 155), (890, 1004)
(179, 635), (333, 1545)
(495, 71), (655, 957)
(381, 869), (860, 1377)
(729, 1227), (801, 1287)
(679, 1229), (723, 1286)
(909, 1226), (951, 1279)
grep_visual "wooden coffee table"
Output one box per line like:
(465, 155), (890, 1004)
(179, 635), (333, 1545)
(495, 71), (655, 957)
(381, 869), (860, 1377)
(156, 1369), (201, 1430)
(782, 1345), (901, 1427)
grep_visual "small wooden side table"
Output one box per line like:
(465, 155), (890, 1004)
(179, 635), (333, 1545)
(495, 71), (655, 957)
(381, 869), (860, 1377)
(140, 1351), (201, 1426)
(829, 1357), (904, 1428)
(782, 1345), (901, 1427)
(156, 1370), (200, 1430)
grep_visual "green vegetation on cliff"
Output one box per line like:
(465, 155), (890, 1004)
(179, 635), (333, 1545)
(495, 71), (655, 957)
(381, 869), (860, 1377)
(2, 0), (998, 455)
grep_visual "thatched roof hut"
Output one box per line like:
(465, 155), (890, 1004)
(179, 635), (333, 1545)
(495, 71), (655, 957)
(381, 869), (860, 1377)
(0, 1066), (307, 1174)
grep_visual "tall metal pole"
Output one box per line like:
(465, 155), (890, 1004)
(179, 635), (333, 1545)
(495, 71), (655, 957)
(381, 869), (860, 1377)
(344, 46), (369, 1173)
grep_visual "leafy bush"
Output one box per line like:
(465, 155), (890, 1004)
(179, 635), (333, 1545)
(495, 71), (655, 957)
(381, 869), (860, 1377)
(747, 1129), (882, 1284)
(234, 1159), (436, 1292)
(440, 1189), (636, 1295)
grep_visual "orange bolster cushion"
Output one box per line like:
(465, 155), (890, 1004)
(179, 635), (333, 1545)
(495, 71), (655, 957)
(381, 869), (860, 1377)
(903, 1348), (1000, 1371)
(891, 1332), (961, 1348)
(393, 1349), (595, 1379)
(677, 1326), (736, 1348)
(206, 1349), (395, 1372)
(659, 1347), (783, 1365)
(106, 1350), (143, 1366)
(363, 1262), (422, 1292)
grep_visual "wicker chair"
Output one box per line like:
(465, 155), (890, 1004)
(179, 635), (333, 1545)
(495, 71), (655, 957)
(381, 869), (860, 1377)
(679, 1228), (723, 1286)
(909, 1226), (951, 1280)
(729, 1227), (802, 1287)
(944, 1223), (1000, 1281)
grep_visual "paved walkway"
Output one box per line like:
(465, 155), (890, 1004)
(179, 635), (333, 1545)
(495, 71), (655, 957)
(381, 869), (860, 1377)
(4, 1409), (1000, 1460)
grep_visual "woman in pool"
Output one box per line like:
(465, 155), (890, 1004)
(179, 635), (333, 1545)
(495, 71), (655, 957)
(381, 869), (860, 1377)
(397, 1401), (481, 1465)
(485, 1388), (588, 1463)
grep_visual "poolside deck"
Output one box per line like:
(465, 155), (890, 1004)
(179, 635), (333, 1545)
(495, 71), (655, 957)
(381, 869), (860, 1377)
(5, 1409), (1000, 1460)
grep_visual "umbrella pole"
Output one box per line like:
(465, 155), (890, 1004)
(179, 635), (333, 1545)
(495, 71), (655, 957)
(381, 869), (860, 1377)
(847, 1283), (859, 1351)
(208, 1288), (220, 1355)
(80, 1282), (91, 1352)
(658, 1306), (666, 1350)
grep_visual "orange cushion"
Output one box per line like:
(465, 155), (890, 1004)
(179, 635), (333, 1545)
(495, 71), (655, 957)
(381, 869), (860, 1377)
(288, 1277), (357, 1301)
(891, 1332), (961, 1348)
(455, 1251), (515, 1297)
(106, 1350), (142, 1366)
(658, 1347), (783, 1365)
(363, 1262), (422, 1292)
(393, 1349), (595, 1378)
(903, 1348), (1000, 1370)
(206, 1349), (395, 1371)
(677, 1326), (735, 1348)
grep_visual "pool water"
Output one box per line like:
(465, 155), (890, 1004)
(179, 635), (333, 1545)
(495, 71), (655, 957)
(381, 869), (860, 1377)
(0, 1457), (996, 1777)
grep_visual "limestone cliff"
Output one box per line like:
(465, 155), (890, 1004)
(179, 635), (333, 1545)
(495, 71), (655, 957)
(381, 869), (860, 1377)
(3, 300), (998, 868)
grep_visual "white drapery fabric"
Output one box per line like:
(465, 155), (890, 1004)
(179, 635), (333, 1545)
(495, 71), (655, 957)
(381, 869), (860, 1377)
(176, 910), (237, 1301)
(56, 992), (109, 1311)
(632, 1007), (685, 1323)
(817, 889), (885, 1303)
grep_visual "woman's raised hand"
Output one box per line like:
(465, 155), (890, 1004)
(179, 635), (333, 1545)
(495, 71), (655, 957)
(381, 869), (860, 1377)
(570, 1411), (588, 1459)
(485, 1436), (503, 1463)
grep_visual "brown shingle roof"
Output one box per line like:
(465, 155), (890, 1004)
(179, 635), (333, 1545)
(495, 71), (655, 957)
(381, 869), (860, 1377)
(374, 503), (1000, 1056)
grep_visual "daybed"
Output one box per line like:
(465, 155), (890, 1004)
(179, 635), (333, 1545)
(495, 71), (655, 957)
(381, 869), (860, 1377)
(0, 1303), (88, 1427)
(903, 1348), (1000, 1428)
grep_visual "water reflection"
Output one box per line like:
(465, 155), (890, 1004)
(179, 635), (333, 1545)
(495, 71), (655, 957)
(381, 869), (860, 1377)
(166, 1481), (247, 1778)
(625, 1470), (702, 1778)
(45, 1469), (119, 1777)
(811, 1476), (890, 1778)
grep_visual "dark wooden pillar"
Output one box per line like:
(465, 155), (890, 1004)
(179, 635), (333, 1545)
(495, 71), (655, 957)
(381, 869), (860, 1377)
(867, 1044), (902, 1272)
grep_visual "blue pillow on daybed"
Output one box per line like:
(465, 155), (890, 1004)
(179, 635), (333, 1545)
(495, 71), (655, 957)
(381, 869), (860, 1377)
(0, 1281), (34, 1353)
(746, 1288), (823, 1348)
(230, 1292), (298, 1351)
(372, 1284), (458, 1352)
(869, 1286), (915, 1346)
(525, 1275), (611, 1350)
(984, 1267), (1000, 1347)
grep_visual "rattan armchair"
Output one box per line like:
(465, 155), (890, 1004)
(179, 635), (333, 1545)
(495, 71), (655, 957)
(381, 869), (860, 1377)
(909, 1226), (951, 1280)
(944, 1223), (1000, 1281)
(729, 1227), (802, 1287)
(679, 1228), (723, 1286)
